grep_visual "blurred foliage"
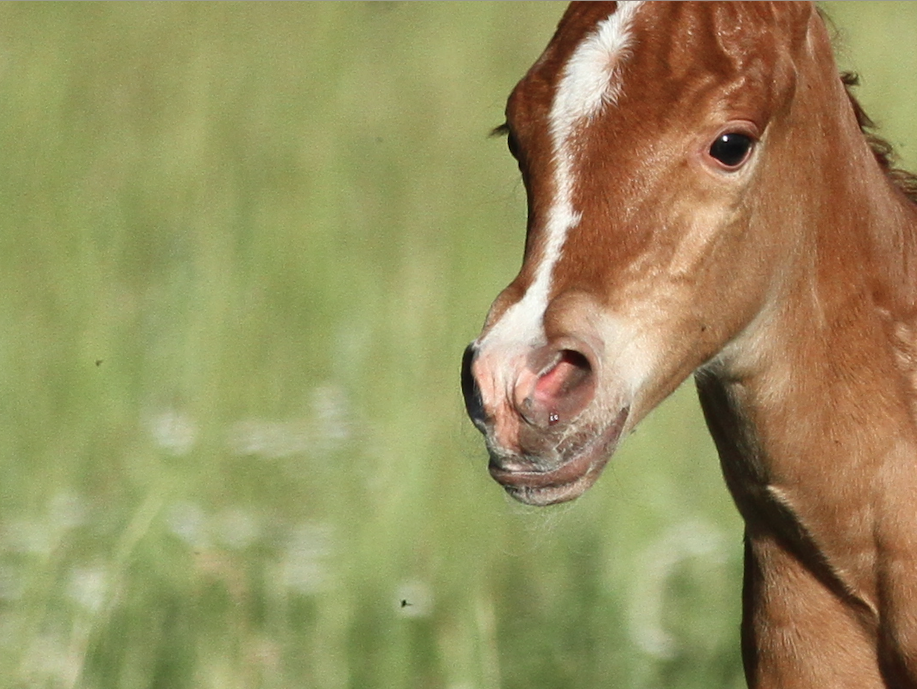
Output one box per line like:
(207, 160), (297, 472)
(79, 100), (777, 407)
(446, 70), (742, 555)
(0, 3), (913, 688)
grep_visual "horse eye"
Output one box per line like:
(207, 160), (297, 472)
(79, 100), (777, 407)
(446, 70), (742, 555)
(709, 132), (755, 168)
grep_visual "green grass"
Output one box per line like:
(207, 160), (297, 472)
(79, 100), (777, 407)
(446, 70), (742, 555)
(0, 3), (915, 688)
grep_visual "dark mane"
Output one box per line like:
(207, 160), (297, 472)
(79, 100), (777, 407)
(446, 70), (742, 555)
(840, 71), (917, 205)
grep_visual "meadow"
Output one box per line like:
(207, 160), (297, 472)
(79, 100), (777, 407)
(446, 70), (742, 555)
(1, 3), (916, 688)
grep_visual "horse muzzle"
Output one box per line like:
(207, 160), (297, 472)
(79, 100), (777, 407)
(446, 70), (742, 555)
(461, 337), (631, 506)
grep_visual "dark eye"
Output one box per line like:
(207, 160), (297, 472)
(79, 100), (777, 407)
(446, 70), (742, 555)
(709, 132), (755, 168)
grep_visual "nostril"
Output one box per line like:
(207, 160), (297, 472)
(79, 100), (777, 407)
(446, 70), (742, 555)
(461, 343), (486, 430)
(516, 341), (597, 428)
(535, 349), (592, 404)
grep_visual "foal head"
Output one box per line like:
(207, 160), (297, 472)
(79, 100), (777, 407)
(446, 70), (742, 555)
(462, 2), (867, 505)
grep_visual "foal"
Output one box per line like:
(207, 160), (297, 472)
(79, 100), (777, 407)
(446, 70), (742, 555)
(461, 3), (917, 687)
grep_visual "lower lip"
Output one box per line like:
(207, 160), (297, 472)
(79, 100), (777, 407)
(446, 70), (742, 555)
(501, 466), (605, 506)
(488, 407), (629, 506)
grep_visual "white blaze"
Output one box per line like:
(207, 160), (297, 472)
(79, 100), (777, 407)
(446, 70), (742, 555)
(478, 1), (644, 362)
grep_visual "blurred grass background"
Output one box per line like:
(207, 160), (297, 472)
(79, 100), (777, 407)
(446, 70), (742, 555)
(0, 3), (914, 688)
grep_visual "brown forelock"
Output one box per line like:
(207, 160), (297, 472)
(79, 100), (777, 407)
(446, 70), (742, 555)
(545, 2), (815, 304)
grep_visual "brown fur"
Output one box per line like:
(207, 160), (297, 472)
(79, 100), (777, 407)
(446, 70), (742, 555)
(464, 3), (917, 686)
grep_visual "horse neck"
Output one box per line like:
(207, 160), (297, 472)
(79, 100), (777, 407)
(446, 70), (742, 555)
(862, 183), (917, 317)
(698, 120), (917, 519)
(696, 155), (917, 632)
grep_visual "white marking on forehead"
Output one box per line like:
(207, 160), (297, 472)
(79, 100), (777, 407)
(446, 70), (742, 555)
(479, 2), (643, 360)
(551, 1), (644, 140)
